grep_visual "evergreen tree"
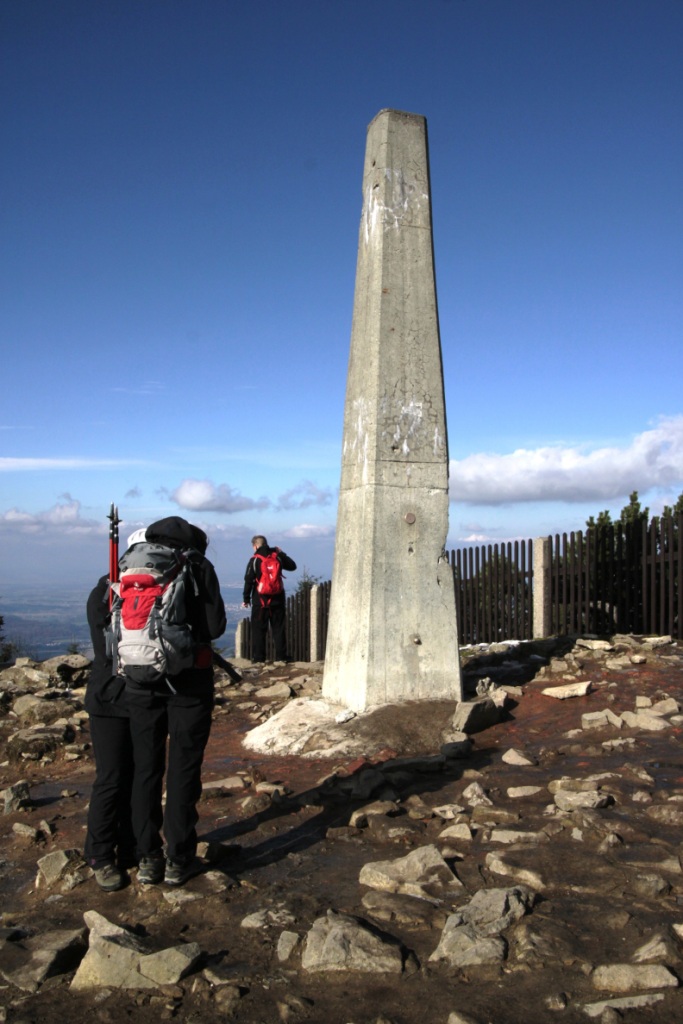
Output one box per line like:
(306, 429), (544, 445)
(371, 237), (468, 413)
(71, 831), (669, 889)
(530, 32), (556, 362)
(0, 609), (16, 663)
(295, 567), (323, 596)
(585, 508), (613, 531)
(661, 493), (683, 520)
(618, 490), (649, 530)
(582, 491), (683, 633)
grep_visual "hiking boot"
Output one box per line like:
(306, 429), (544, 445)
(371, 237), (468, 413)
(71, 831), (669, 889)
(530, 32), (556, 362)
(137, 854), (165, 885)
(164, 858), (200, 887)
(94, 863), (126, 892)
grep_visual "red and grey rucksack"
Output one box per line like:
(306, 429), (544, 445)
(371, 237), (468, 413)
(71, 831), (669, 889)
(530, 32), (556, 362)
(109, 542), (199, 683)
(254, 551), (283, 598)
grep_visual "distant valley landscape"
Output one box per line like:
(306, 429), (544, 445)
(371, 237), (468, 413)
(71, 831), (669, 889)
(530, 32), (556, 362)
(1, 583), (246, 661)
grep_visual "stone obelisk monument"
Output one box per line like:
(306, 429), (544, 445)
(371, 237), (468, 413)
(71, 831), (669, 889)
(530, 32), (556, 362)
(322, 109), (462, 712)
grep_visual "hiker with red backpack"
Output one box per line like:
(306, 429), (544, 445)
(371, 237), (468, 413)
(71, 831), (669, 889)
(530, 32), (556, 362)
(84, 574), (137, 891)
(116, 516), (226, 887)
(242, 535), (297, 663)
(83, 510), (141, 892)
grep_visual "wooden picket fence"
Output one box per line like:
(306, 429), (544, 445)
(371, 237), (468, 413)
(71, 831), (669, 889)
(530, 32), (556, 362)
(448, 541), (533, 645)
(238, 581), (332, 662)
(549, 515), (683, 638)
(236, 517), (682, 657)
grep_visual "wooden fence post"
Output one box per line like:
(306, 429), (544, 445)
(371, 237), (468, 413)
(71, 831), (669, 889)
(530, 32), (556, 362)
(533, 536), (552, 639)
(235, 618), (248, 660)
(310, 584), (323, 662)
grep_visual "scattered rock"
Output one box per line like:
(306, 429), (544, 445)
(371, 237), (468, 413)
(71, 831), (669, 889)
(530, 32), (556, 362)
(631, 933), (676, 963)
(501, 748), (536, 766)
(554, 789), (612, 812)
(581, 709), (622, 730)
(544, 992), (568, 1010)
(349, 800), (399, 828)
(433, 802), (466, 819)
(0, 927), (86, 992)
(488, 828), (548, 845)
(582, 993), (667, 1017)
(277, 930), (301, 961)
(301, 910), (404, 973)
(430, 887), (534, 967)
(507, 786), (543, 799)
(645, 804), (683, 826)
(1, 779), (31, 813)
(255, 681), (293, 700)
(631, 873), (671, 898)
(7, 723), (75, 761)
(451, 692), (509, 734)
(542, 681), (592, 699)
(359, 844), (462, 898)
(439, 822), (473, 842)
(361, 890), (448, 930)
(36, 848), (85, 888)
(620, 711), (670, 731)
(202, 775), (248, 794)
(591, 962), (679, 991)
(462, 781), (492, 808)
(139, 942), (202, 985)
(71, 911), (202, 990)
(12, 822), (40, 841)
(241, 905), (296, 929)
(335, 709), (356, 724)
(485, 852), (546, 891)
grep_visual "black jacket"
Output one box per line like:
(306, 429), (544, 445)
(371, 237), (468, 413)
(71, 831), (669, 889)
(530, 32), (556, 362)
(84, 575), (128, 717)
(243, 545), (297, 605)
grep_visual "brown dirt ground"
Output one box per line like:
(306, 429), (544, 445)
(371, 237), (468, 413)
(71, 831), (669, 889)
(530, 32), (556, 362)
(2, 646), (683, 1023)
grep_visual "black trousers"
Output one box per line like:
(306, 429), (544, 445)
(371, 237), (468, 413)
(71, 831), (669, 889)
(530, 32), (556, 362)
(251, 597), (288, 661)
(84, 714), (136, 869)
(125, 681), (213, 864)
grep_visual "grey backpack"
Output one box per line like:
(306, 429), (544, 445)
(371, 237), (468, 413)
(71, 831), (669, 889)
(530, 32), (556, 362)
(109, 542), (199, 683)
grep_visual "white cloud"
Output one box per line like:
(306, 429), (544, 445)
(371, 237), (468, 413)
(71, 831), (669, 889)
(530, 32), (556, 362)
(0, 497), (104, 536)
(276, 480), (334, 511)
(450, 416), (683, 505)
(284, 523), (335, 539)
(170, 479), (271, 514)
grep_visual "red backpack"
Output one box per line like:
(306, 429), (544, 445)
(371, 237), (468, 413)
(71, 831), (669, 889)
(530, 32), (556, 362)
(254, 551), (283, 598)
(109, 542), (197, 683)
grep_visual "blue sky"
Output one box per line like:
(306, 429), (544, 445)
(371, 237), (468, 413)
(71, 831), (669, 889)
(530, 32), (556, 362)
(2, 0), (682, 591)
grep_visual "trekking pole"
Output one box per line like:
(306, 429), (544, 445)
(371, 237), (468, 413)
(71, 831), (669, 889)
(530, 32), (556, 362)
(107, 502), (120, 609)
(212, 649), (243, 683)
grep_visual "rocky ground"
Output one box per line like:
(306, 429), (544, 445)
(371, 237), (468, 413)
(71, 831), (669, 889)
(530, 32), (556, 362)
(1, 634), (683, 1023)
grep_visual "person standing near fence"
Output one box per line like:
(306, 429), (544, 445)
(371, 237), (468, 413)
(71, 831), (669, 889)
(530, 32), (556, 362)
(242, 535), (296, 663)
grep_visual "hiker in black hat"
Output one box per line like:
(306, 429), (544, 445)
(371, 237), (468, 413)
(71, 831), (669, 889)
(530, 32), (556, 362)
(122, 516), (226, 888)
